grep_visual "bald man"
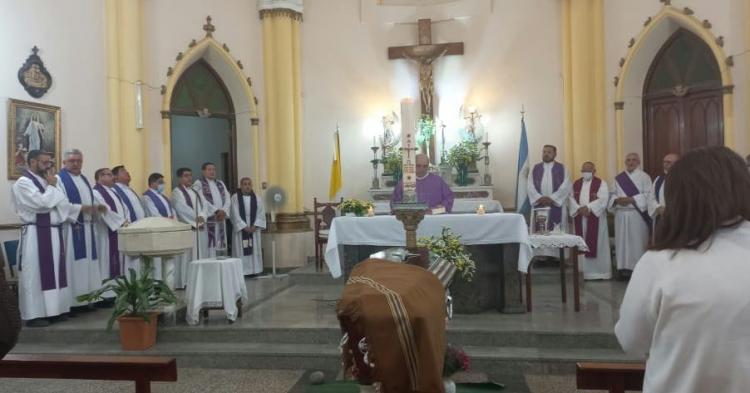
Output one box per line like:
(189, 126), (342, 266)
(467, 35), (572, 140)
(569, 162), (612, 280)
(230, 177), (266, 275)
(391, 154), (454, 213)
(608, 153), (652, 276)
(648, 153), (679, 222)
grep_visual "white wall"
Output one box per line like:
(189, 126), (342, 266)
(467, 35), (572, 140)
(301, 0), (564, 209)
(0, 0), (108, 225)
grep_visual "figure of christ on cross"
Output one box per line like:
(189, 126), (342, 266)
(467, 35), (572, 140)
(389, 19), (464, 164)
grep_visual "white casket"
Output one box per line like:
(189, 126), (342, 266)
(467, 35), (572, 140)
(118, 217), (193, 257)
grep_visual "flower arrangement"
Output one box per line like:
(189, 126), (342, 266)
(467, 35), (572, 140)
(443, 344), (471, 377)
(418, 227), (476, 281)
(416, 115), (435, 146)
(446, 140), (481, 170)
(340, 198), (375, 217)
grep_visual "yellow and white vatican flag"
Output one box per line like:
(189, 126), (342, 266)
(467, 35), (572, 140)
(328, 126), (343, 199)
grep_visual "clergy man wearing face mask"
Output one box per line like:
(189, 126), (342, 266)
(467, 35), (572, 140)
(569, 161), (612, 280)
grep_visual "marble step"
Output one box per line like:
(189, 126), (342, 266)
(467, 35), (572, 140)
(19, 325), (621, 350)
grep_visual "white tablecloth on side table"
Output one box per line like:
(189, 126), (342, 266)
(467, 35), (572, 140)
(324, 213), (532, 278)
(529, 234), (589, 251)
(185, 257), (248, 325)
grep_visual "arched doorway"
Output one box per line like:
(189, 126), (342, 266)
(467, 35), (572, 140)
(642, 28), (723, 176)
(170, 59), (237, 190)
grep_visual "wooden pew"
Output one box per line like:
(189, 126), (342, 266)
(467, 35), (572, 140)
(0, 354), (177, 393)
(576, 362), (645, 393)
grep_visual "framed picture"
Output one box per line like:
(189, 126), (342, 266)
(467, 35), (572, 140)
(7, 98), (61, 180)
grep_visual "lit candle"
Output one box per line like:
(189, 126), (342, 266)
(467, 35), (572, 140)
(367, 206), (374, 216)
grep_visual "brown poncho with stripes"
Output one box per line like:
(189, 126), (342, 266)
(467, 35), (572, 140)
(337, 259), (446, 393)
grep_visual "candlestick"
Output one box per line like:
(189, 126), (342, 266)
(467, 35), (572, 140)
(482, 141), (492, 186)
(370, 145), (380, 189)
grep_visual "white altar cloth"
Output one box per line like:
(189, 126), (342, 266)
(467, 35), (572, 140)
(185, 257), (248, 325)
(372, 199), (503, 215)
(324, 213), (532, 278)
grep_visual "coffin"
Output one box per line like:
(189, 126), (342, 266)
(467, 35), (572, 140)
(118, 217), (193, 257)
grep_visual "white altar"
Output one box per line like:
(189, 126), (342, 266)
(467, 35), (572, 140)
(369, 185), (500, 214)
(324, 213), (532, 278)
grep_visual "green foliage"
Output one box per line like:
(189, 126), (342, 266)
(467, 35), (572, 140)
(382, 149), (403, 175)
(446, 140), (481, 170)
(339, 198), (375, 216)
(76, 257), (177, 331)
(416, 115), (435, 145)
(418, 227), (476, 281)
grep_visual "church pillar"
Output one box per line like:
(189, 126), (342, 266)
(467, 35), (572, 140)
(561, 0), (608, 177)
(105, 0), (147, 191)
(259, 1), (306, 231)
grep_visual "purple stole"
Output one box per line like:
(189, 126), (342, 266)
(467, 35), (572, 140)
(113, 184), (138, 222)
(237, 192), (258, 256)
(144, 189), (170, 217)
(573, 177), (601, 258)
(654, 176), (665, 204)
(200, 178), (227, 248)
(58, 169), (97, 261)
(615, 171), (652, 227)
(21, 170), (67, 291)
(93, 184), (122, 278)
(532, 162), (565, 225)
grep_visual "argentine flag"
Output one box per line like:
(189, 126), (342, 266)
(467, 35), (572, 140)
(515, 115), (531, 217)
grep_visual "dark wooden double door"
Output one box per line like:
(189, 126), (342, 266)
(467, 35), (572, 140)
(642, 29), (724, 177)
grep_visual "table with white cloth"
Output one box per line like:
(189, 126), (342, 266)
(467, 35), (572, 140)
(325, 213), (532, 313)
(526, 234), (589, 312)
(371, 199), (503, 215)
(185, 258), (248, 325)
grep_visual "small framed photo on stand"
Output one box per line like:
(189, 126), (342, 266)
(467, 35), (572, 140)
(530, 207), (551, 235)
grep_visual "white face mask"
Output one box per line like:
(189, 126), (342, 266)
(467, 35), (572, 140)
(582, 172), (593, 181)
(157, 183), (165, 193)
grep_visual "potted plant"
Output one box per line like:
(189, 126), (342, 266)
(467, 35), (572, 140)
(443, 344), (471, 393)
(77, 258), (176, 350)
(340, 199), (375, 217)
(416, 115), (436, 158)
(447, 140), (481, 186)
(382, 149), (403, 184)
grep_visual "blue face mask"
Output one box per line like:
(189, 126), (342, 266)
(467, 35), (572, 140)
(157, 183), (165, 193)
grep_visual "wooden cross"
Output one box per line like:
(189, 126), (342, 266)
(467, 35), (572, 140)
(388, 19), (464, 162)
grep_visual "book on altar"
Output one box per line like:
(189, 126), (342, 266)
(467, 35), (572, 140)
(431, 207), (446, 215)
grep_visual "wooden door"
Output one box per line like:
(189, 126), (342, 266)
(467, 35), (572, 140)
(642, 29), (724, 177)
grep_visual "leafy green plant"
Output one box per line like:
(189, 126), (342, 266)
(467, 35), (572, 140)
(446, 140), (481, 170)
(382, 149), (403, 175)
(418, 227), (476, 281)
(416, 115), (435, 146)
(443, 344), (471, 377)
(77, 258), (177, 331)
(339, 198), (375, 216)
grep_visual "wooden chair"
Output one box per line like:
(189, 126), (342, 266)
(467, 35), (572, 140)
(1, 240), (19, 297)
(0, 354), (178, 393)
(313, 197), (343, 272)
(576, 362), (645, 393)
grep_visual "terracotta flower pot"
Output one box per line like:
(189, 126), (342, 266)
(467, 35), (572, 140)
(117, 312), (159, 351)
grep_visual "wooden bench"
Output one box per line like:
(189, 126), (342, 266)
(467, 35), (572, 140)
(0, 354), (177, 393)
(576, 362), (645, 393)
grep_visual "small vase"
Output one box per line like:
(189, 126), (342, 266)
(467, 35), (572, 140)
(443, 377), (456, 393)
(455, 165), (470, 186)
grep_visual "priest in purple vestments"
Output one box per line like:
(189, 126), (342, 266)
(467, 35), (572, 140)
(391, 154), (454, 213)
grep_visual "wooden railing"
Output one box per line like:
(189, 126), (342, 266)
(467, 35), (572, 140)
(0, 354), (177, 393)
(576, 362), (645, 393)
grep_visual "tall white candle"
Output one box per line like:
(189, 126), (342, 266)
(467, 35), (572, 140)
(400, 98), (417, 201)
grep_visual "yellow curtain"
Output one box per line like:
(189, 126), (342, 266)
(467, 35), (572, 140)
(562, 0), (608, 177)
(261, 9), (304, 213)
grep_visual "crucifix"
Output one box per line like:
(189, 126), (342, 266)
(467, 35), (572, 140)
(388, 19), (464, 163)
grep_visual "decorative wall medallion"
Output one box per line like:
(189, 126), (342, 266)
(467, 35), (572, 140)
(18, 46), (52, 98)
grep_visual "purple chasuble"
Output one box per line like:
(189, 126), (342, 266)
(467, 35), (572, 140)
(237, 192), (258, 256)
(21, 170), (67, 290)
(200, 178), (227, 248)
(532, 162), (565, 225)
(94, 184), (122, 278)
(391, 173), (454, 212)
(615, 171), (652, 227)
